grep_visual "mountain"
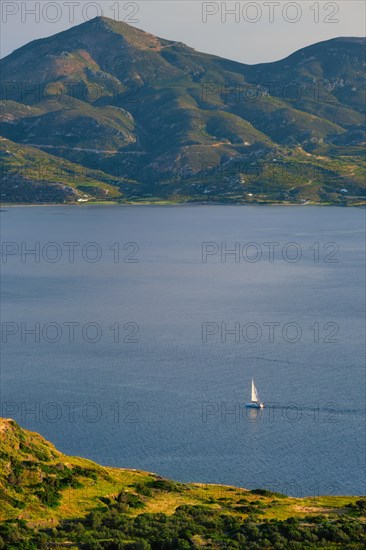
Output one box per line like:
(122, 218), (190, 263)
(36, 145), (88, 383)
(0, 17), (365, 204)
(1, 418), (365, 548)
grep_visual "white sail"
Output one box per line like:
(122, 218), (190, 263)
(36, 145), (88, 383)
(251, 379), (259, 402)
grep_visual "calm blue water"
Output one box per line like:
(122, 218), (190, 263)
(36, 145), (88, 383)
(1, 205), (365, 496)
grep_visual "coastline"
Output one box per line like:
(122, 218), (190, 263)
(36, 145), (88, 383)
(1, 200), (365, 208)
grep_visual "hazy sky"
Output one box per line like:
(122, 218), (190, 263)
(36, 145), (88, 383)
(1, 1), (365, 63)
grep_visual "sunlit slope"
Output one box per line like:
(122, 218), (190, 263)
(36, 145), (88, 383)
(0, 418), (363, 525)
(0, 18), (365, 203)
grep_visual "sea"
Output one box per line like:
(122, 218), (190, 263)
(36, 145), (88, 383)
(1, 205), (365, 496)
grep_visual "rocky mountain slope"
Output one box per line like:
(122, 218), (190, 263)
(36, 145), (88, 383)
(0, 17), (365, 204)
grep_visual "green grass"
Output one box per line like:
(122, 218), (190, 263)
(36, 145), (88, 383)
(0, 419), (363, 527)
(1, 419), (365, 548)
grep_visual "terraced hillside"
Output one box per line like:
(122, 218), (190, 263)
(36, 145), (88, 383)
(0, 17), (365, 204)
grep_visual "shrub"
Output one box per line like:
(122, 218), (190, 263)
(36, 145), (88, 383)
(250, 489), (286, 498)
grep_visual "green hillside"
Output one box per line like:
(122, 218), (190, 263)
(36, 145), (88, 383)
(0, 419), (365, 548)
(0, 18), (365, 204)
(0, 136), (143, 203)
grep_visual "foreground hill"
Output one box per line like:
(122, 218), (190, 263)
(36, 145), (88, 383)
(0, 17), (365, 205)
(0, 419), (365, 548)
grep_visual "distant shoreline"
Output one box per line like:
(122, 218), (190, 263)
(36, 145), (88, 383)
(1, 201), (365, 208)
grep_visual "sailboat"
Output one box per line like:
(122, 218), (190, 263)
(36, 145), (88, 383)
(246, 379), (264, 409)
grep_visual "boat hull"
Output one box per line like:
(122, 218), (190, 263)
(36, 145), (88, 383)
(245, 402), (264, 409)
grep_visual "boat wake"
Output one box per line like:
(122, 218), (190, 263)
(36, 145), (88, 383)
(267, 404), (363, 416)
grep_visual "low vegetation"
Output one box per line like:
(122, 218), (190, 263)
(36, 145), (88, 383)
(0, 419), (365, 548)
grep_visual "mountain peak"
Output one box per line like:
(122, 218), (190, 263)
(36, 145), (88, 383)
(76, 15), (175, 50)
(0, 20), (365, 205)
(82, 15), (134, 32)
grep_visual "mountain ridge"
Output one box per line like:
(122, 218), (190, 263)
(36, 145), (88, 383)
(3, 16), (365, 65)
(0, 17), (365, 205)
